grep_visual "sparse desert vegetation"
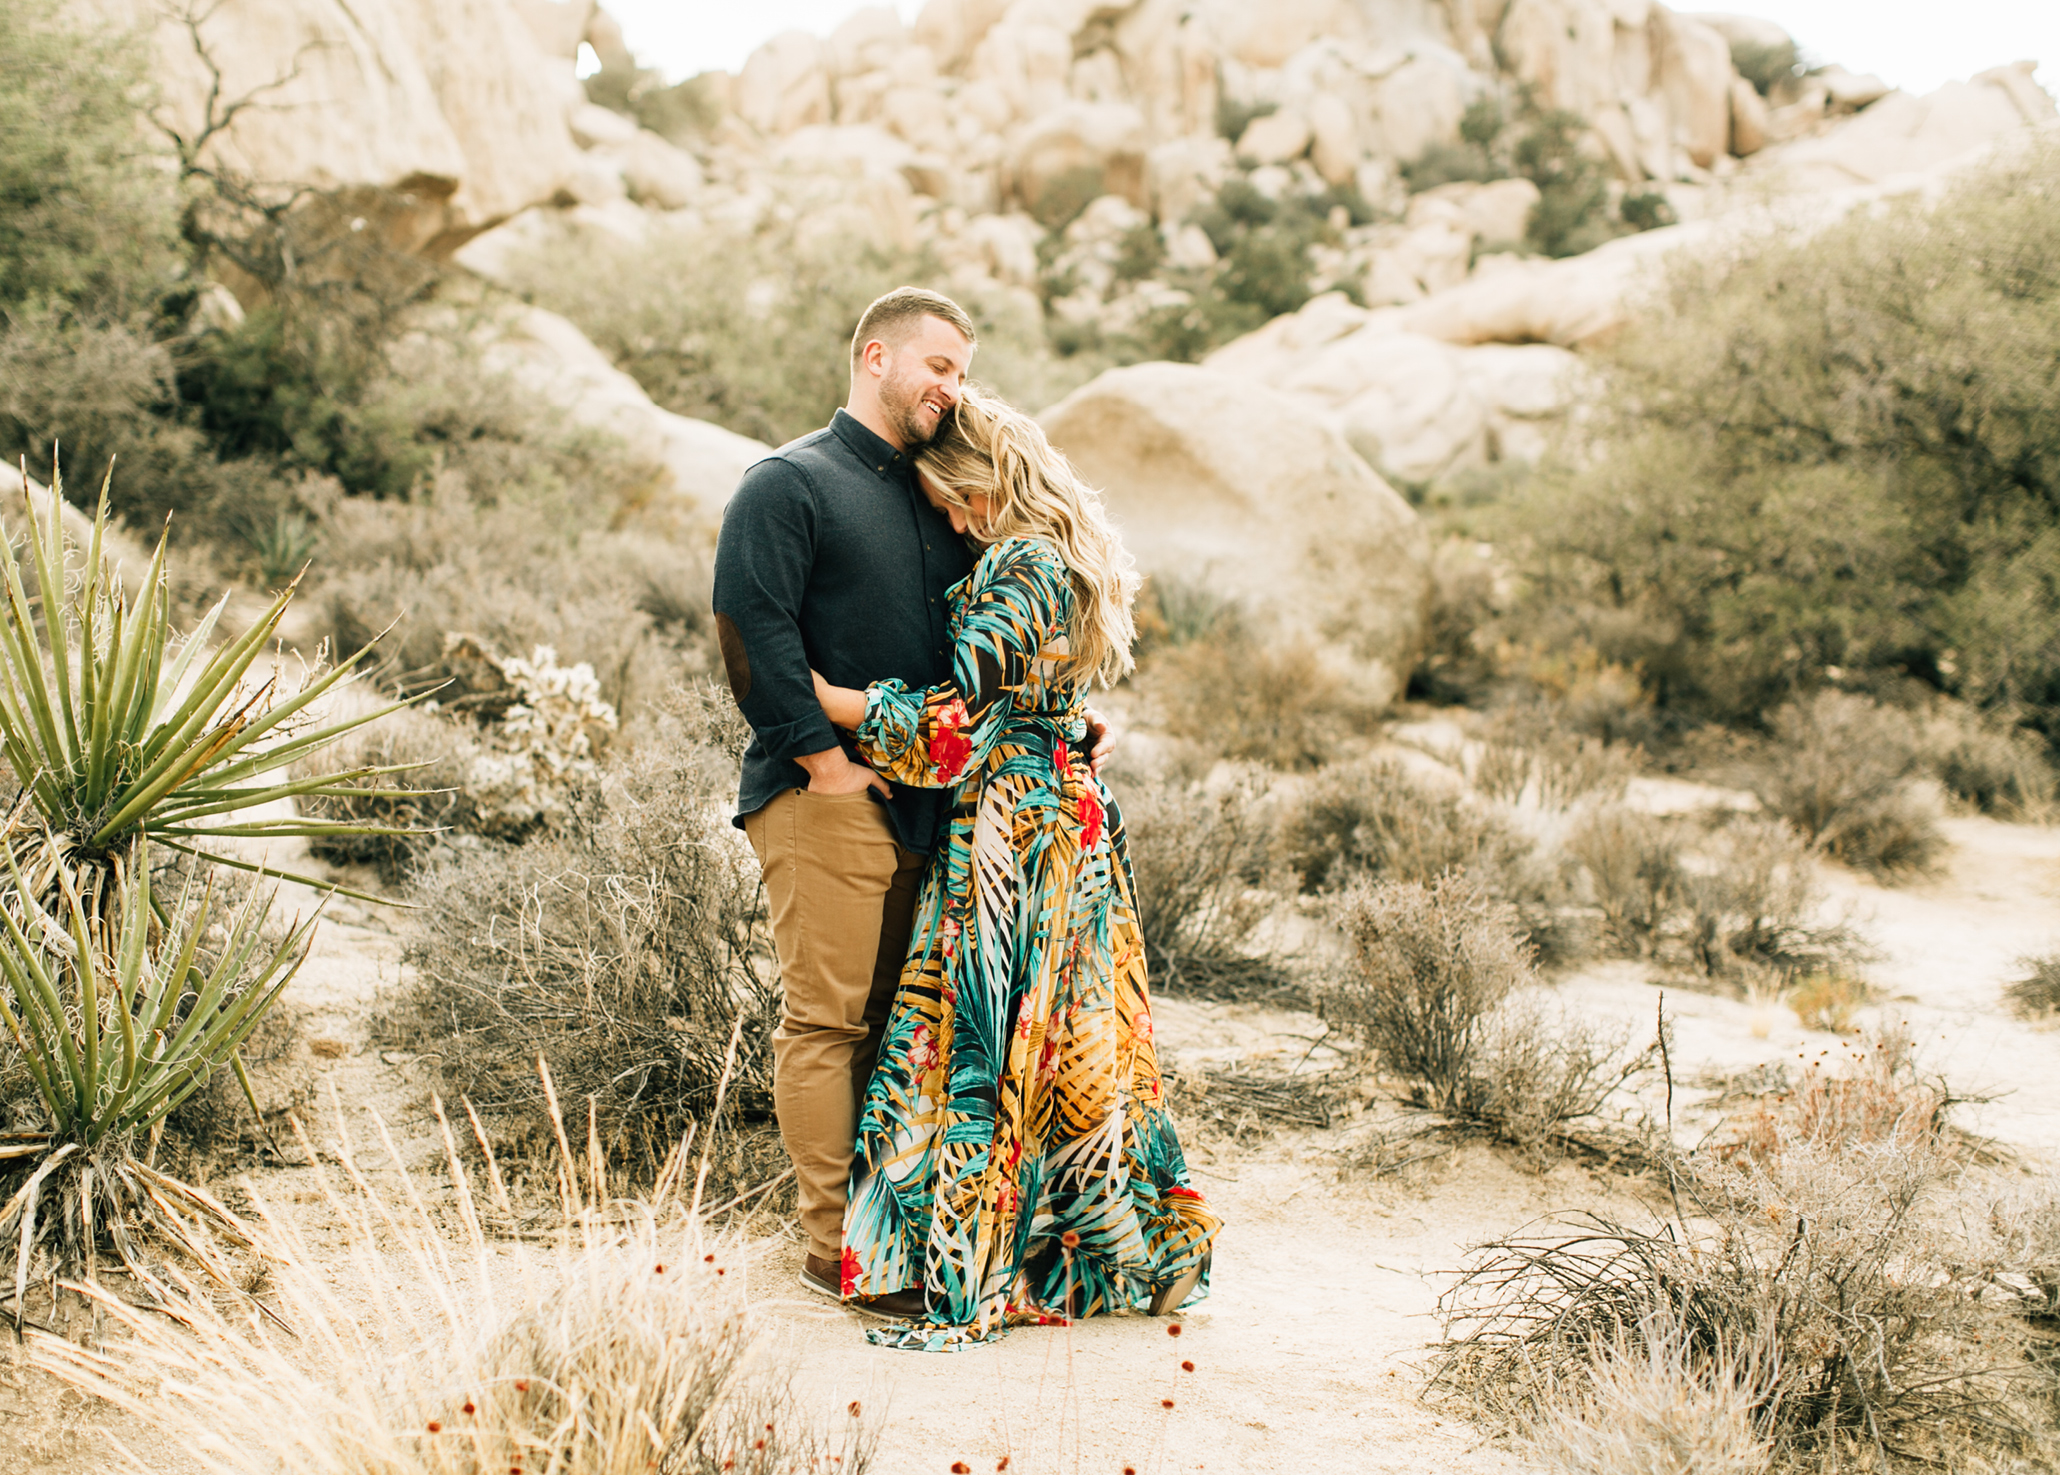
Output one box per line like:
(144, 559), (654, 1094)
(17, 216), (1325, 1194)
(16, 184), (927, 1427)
(2, 0), (2059, 1471)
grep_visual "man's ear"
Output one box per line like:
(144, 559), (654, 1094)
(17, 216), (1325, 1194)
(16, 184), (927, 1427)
(860, 338), (889, 378)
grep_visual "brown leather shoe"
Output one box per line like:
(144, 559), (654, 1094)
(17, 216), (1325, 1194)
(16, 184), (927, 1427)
(853, 1285), (928, 1320)
(800, 1252), (842, 1300)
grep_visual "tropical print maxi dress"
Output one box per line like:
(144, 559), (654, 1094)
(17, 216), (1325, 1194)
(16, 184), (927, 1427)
(841, 535), (1220, 1352)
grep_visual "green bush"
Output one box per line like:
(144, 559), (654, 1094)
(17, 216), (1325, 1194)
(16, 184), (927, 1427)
(1503, 142), (2060, 740)
(1277, 758), (1526, 893)
(1753, 692), (1945, 876)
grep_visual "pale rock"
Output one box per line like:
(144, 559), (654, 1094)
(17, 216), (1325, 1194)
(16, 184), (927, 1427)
(1817, 65), (1891, 112)
(1355, 157), (1405, 215)
(1196, 0), (1355, 70)
(562, 152), (629, 206)
(1655, 12), (1735, 167)
(453, 199), (651, 285)
(1406, 178), (1541, 246)
(583, 5), (634, 71)
(479, 307), (770, 518)
(901, 153), (956, 198)
(1247, 164), (1297, 199)
(1686, 12), (1793, 54)
(1497, 0), (1624, 121)
(1146, 135), (1233, 223)
(883, 84), (955, 146)
(513, 0), (593, 60)
(774, 123), (915, 179)
(1200, 290), (1371, 383)
(1730, 74), (1770, 155)
(1164, 223), (1219, 270)
(1040, 363), (1430, 704)
(1365, 51), (1477, 161)
(1765, 70), (2056, 190)
(1237, 109), (1314, 166)
(829, 6), (907, 77)
(75, 0), (582, 254)
(1071, 48), (1128, 104)
(1307, 93), (1361, 185)
(1973, 62), (2055, 125)
(968, 21), (1073, 123)
(599, 130), (704, 210)
(1320, 335), (1490, 486)
(958, 212), (1045, 285)
(913, 0), (1010, 72)
(1389, 221), (1476, 297)
(835, 69), (894, 124)
(568, 102), (638, 149)
(736, 31), (833, 134)
(1456, 340), (1581, 428)
(1010, 102), (1150, 214)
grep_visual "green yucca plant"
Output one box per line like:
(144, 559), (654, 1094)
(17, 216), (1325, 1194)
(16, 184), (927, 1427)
(0, 833), (319, 1315)
(0, 460), (416, 902)
(0, 455), (427, 1314)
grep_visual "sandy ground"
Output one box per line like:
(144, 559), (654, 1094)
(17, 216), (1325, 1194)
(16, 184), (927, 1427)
(9, 803), (2060, 1474)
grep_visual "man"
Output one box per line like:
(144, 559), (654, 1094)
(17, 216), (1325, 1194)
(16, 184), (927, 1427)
(713, 287), (1017, 1315)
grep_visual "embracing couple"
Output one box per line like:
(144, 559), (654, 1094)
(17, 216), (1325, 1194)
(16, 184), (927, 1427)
(712, 287), (1220, 1352)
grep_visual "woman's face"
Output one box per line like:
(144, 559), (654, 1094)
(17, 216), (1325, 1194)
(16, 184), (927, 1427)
(918, 469), (995, 541)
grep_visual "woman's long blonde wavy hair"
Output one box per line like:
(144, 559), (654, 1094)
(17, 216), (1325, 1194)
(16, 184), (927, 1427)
(916, 387), (1139, 687)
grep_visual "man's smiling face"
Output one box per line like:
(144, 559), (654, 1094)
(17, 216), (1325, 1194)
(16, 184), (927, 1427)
(875, 314), (974, 448)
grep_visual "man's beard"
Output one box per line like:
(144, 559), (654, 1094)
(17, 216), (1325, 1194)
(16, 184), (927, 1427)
(879, 363), (942, 447)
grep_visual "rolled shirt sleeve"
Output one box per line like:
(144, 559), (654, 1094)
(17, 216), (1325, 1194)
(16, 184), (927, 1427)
(712, 459), (843, 763)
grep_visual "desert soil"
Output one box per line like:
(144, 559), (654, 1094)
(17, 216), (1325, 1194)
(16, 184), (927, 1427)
(7, 805), (2058, 1475)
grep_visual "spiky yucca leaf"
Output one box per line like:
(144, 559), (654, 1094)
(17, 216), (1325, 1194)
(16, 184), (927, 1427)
(0, 832), (319, 1322)
(0, 461), (423, 897)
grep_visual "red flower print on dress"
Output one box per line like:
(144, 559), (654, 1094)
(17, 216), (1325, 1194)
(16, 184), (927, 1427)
(939, 914), (961, 961)
(907, 1023), (940, 1075)
(1038, 1035), (1060, 1079)
(1077, 784), (1104, 852)
(1053, 739), (1070, 783)
(839, 1245), (862, 1296)
(928, 695), (974, 781)
(1134, 1004), (1153, 1042)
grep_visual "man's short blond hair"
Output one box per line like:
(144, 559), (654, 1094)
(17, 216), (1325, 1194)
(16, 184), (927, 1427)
(849, 286), (977, 371)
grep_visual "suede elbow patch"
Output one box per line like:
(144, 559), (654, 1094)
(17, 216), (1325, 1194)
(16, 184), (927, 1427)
(716, 612), (751, 703)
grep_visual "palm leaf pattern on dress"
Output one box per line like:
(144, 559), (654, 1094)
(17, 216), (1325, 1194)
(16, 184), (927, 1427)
(843, 537), (1219, 1351)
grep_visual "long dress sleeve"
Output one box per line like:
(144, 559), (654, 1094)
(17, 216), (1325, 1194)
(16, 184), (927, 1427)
(854, 537), (1072, 789)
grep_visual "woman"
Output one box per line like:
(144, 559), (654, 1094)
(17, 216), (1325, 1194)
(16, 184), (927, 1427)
(811, 388), (1219, 1352)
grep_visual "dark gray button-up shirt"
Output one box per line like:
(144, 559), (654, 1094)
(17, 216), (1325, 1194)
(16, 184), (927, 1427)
(711, 408), (975, 853)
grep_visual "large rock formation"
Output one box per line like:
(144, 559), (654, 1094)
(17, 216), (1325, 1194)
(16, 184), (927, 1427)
(74, 0), (587, 255)
(1040, 363), (1431, 704)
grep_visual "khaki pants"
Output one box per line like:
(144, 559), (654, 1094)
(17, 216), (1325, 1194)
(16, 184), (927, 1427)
(743, 788), (924, 1264)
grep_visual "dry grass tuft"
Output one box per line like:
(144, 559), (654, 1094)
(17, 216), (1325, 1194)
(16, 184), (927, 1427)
(2004, 952), (2060, 1018)
(1522, 1307), (1775, 1475)
(32, 1080), (873, 1474)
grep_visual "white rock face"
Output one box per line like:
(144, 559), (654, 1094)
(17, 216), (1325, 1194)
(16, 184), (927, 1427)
(476, 307), (772, 521)
(1040, 362), (1431, 705)
(73, 0), (582, 253)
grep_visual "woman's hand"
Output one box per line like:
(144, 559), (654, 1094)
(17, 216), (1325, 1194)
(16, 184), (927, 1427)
(812, 669), (869, 730)
(1082, 705), (1118, 777)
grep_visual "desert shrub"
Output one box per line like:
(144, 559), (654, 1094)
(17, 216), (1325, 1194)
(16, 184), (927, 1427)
(1567, 807), (1682, 956)
(1143, 622), (1372, 770)
(1323, 873), (1533, 1111)
(1278, 758), (1526, 893)
(0, 0), (176, 318)
(585, 61), (724, 144)
(397, 685), (774, 1174)
(1784, 970), (1870, 1033)
(1922, 702), (2058, 818)
(1720, 1025), (1951, 1167)
(1753, 692), (1945, 876)
(1504, 142), (2060, 740)
(2006, 952), (2060, 1018)
(1521, 1307), (1776, 1475)
(1409, 536), (1503, 703)
(1569, 808), (1862, 982)
(1325, 875), (1650, 1148)
(1438, 1134), (2044, 1467)
(1114, 761), (1288, 999)
(1466, 713), (1637, 811)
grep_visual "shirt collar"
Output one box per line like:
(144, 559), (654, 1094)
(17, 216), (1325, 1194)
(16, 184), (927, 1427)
(831, 408), (913, 482)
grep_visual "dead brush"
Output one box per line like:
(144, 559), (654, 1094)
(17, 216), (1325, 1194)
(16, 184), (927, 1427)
(30, 1070), (875, 1474)
(397, 689), (778, 1189)
(1713, 1024), (1959, 1169)
(1437, 1136), (2045, 1469)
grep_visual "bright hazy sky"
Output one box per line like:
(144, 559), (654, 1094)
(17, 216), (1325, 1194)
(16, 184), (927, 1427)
(600, 0), (2055, 97)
